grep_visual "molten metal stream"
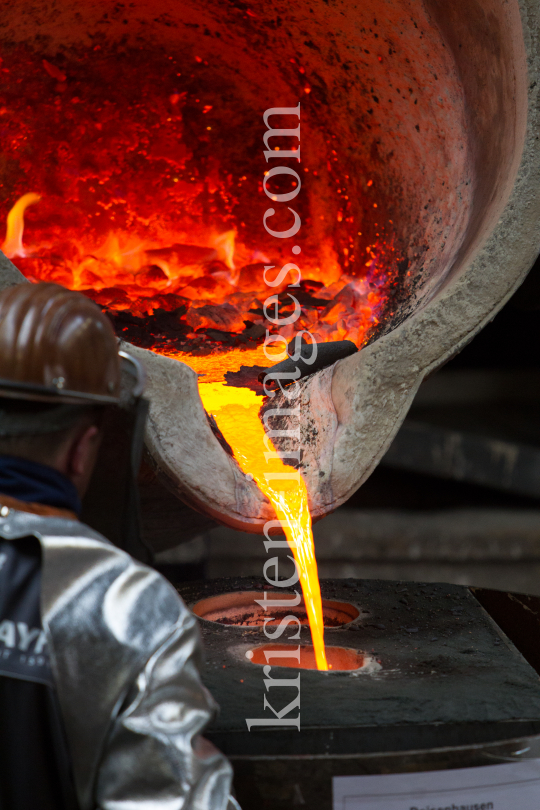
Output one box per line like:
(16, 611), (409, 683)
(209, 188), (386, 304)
(198, 382), (329, 671)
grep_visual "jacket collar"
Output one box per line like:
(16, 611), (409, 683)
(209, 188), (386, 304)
(0, 493), (77, 522)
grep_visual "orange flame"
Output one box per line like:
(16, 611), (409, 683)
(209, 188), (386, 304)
(2, 192), (41, 258)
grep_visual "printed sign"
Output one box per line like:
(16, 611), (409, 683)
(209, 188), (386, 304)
(333, 760), (540, 810)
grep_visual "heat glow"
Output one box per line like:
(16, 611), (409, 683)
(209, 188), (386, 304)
(3, 189), (395, 671)
(0, 49), (401, 671)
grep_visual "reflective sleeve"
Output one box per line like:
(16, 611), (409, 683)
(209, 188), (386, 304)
(95, 609), (239, 810)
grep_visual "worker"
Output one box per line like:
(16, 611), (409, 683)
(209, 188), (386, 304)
(0, 282), (239, 810)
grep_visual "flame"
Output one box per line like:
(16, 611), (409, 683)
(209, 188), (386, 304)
(2, 192), (41, 258)
(212, 230), (236, 272)
(199, 382), (328, 670)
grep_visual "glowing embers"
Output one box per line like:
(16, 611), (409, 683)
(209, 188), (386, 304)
(192, 590), (360, 627)
(2, 192), (395, 354)
(0, 46), (401, 353)
(245, 644), (372, 672)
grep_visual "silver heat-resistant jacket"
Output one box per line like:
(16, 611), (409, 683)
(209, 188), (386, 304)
(0, 508), (239, 810)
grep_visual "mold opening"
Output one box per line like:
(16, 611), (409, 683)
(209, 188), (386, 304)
(246, 643), (367, 672)
(192, 590), (359, 628)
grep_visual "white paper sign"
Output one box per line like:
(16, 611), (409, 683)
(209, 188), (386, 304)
(333, 760), (540, 810)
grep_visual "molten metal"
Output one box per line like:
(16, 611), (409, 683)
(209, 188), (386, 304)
(198, 382), (329, 670)
(246, 644), (366, 672)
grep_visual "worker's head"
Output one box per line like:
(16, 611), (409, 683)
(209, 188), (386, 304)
(0, 282), (121, 496)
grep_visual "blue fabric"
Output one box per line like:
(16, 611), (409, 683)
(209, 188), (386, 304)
(0, 456), (81, 516)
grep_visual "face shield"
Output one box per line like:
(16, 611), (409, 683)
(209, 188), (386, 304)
(80, 351), (151, 563)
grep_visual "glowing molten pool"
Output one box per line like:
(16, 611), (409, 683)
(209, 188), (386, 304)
(246, 644), (367, 672)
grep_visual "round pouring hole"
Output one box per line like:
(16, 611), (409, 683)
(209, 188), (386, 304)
(246, 644), (368, 671)
(192, 590), (359, 628)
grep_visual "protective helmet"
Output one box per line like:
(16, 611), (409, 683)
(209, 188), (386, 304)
(0, 281), (122, 404)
